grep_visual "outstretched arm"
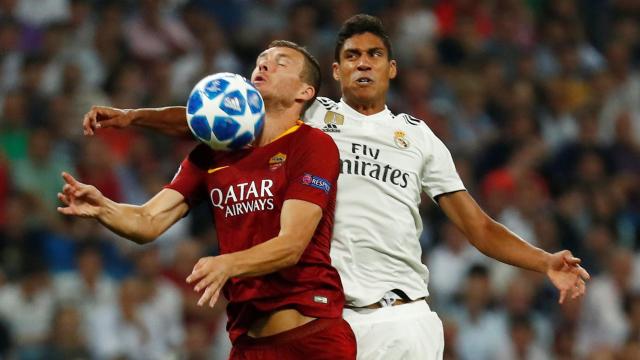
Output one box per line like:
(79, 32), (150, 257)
(186, 199), (322, 307)
(83, 106), (192, 138)
(438, 190), (590, 303)
(57, 172), (189, 244)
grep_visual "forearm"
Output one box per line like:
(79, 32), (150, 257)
(129, 106), (192, 137)
(97, 198), (162, 244)
(469, 219), (552, 273)
(226, 234), (304, 278)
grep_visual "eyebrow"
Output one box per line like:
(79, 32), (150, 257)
(343, 47), (385, 54)
(257, 51), (293, 61)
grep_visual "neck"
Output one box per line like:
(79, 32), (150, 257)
(256, 101), (301, 146)
(344, 96), (385, 115)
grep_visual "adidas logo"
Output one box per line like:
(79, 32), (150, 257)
(206, 81), (221, 92)
(224, 97), (241, 112)
(322, 122), (340, 133)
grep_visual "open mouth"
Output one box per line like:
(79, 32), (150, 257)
(356, 77), (373, 85)
(253, 75), (267, 84)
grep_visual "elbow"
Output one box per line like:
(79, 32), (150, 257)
(282, 241), (307, 268)
(283, 249), (304, 268)
(129, 233), (157, 245)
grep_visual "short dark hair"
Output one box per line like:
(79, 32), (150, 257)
(334, 14), (393, 62)
(267, 40), (321, 110)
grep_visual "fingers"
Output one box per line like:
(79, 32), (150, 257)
(97, 118), (122, 129)
(57, 205), (75, 216)
(559, 289), (567, 304)
(577, 266), (591, 281)
(197, 286), (214, 306)
(573, 279), (586, 299)
(73, 186), (93, 198)
(62, 183), (74, 196)
(62, 172), (78, 186)
(82, 109), (100, 136)
(197, 283), (222, 308)
(82, 106), (125, 135)
(209, 289), (220, 308)
(186, 268), (204, 284)
(57, 192), (70, 206)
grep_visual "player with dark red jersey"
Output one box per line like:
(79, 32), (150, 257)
(57, 40), (356, 360)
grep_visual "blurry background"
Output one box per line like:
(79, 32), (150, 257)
(0, 0), (639, 359)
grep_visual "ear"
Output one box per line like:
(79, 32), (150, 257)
(389, 59), (397, 80)
(297, 83), (315, 102)
(332, 62), (340, 81)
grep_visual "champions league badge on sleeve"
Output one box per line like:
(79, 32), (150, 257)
(302, 173), (331, 193)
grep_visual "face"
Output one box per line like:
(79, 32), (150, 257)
(251, 46), (314, 107)
(333, 32), (397, 105)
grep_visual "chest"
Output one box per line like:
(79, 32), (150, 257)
(203, 148), (291, 219)
(319, 111), (424, 173)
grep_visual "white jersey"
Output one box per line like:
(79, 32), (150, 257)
(304, 97), (466, 307)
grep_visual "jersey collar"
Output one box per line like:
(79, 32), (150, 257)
(339, 98), (392, 121)
(269, 120), (303, 143)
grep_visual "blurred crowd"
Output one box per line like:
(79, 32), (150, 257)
(0, 0), (639, 359)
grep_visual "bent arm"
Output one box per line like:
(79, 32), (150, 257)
(227, 199), (323, 277)
(98, 189), (190, 244)
(438, 191), (552, 273)
(129, 106), (191, 137)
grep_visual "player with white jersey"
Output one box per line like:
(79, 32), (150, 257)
(81, 14), (590, 360)
(304, 97), (462, 308)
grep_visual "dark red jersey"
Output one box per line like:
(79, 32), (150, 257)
(166, 122), (344, 342)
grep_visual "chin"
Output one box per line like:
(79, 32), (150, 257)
(349, 90), (377, 103)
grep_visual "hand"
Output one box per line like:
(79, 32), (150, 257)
(546, 250), (590, 304)
(83, 106), (134, 135)
(186, 255), (234, 308)
(57, 172), (105, 218)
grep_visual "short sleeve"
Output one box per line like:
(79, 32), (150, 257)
(420, 127), (466, 200)
(284, 128), (339, 210)
(164, 145), (209, 207)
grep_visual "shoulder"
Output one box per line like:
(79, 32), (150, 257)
(299, 124), (337, 147)
(293, 124), (339, 158)
(315, 97), (339, 111)
(395, 112), (452, 154)
(395, 112), (438, 140)
(303, 97), (338, 124)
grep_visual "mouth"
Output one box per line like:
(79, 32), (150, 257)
(253, 74), (267, 85)
(355, 77), (373, 86)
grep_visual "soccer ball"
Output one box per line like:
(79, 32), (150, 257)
(186, 72), (265, 151)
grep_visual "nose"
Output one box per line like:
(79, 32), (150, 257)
(356, 56), (372, 71)
(257, 58), (269, 72)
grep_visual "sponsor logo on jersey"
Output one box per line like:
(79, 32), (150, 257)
(322, 111), (344, 133)
(394, 130), (410, 149)
(210, 179), (275, 217)
(341, 143), (411, 188)
(302, 173), (331, 193)
(268, 152), (287, 170)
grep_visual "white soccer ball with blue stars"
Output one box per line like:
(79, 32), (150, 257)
(186, 73), (265, 151)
